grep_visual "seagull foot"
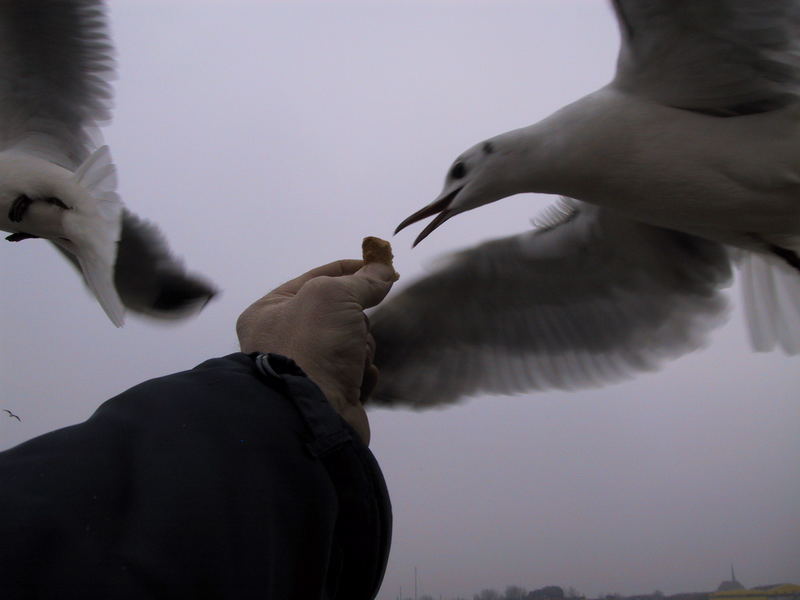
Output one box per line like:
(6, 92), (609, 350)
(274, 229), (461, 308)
(44, 197), (69, 210)
(5, 232), (39, 242)
(8, 194), (32, 222)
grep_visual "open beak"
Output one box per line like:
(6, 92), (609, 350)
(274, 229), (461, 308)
(394, 186), (462, 247)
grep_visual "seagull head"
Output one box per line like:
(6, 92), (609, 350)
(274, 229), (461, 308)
(395, 137), (516, 246)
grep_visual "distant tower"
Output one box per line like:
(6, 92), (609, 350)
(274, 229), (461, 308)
(717, 565), (745, 592)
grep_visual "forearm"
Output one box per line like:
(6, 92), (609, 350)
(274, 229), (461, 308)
(0, 354), (343, 597)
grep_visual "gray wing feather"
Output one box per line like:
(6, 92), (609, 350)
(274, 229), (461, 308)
(611, 0), (800, 115)
(370, 202), (732, 409)
(0, 0), (113, 165)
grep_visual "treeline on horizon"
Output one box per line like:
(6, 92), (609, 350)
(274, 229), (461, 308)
(399, 584), (713, 600)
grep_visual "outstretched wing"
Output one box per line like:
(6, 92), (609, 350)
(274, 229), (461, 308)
(611, 0), (800, 115)
(370, 201), (732, 409)
(0, 0), (113, 166)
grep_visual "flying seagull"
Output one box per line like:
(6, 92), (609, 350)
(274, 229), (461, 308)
(0, 0), (216, 326)
(3, 409), (21, 422)
(370, 0), (800, 408)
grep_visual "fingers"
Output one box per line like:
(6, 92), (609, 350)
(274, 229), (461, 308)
(339, 262), (397, 309)
(270, 259), (364, 297)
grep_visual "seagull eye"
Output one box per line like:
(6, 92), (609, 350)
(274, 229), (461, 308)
(449, 161), (467, 179)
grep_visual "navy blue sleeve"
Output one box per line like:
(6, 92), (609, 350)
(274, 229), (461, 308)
(0, 353), (390, 600)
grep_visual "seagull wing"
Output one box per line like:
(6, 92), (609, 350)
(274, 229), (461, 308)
(0, 0), (113, 165)
(370, 200), (732, 409)
(0, 0), (216, 319)
(611, 0), (800, 115)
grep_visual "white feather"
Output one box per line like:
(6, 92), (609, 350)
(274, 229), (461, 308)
(740, 252), (800, 353)
(60, 145), (125, 327)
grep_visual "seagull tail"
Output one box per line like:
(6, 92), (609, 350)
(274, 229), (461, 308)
(60, 146), (125, 327)
(740, 249), (800, 354)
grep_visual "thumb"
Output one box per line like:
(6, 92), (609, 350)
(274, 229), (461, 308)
(342, 262), (397, 309)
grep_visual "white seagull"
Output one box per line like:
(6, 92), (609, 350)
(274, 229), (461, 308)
(0, 0), (216, 327)
(370, 0), (800, 408)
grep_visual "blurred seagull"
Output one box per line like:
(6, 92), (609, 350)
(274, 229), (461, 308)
(372, 0), (800, 408)
(0, 0), (216, 326)
(3, 409), (21, 422)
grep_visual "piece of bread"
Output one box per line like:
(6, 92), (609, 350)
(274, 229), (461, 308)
(362, 236), (400, 281)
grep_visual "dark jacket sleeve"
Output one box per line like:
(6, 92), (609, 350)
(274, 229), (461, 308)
(0, 353), (391, 600)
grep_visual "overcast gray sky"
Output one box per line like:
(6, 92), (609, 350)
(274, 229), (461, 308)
(0, 2), (798, 599)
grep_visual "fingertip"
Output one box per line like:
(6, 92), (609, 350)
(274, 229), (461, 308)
(346, 264), (396, 309)
(324, 259), (365, 276)
(358, 262), (398, 282)
(338, 258), (367, 274)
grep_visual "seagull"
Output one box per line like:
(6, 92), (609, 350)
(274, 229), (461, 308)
(3, 409), (21, 422)
(370, 0), (800, 408)
(0, 0), (216, 326)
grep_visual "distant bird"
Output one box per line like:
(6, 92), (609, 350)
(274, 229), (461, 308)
(0, 0), (216, 326)
(3, 409), (21, 422)
(371, 0), (800, 408)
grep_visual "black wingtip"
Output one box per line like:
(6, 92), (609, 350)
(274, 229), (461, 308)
(151, 278), (218, 313)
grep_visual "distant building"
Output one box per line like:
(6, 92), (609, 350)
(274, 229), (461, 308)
(717, 566), (745, 592)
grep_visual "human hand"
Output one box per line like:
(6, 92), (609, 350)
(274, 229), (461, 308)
(236, 259), (396, 444)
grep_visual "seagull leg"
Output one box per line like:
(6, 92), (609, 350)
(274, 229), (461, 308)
(8, 194), (32, 222)
(5, 232), (39, 242)
(44, 197), (69, 210)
